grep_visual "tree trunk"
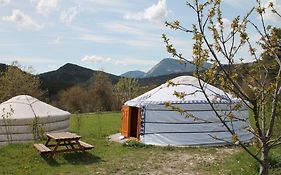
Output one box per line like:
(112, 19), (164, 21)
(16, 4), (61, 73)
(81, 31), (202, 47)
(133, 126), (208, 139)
(259, 145), (269, 175)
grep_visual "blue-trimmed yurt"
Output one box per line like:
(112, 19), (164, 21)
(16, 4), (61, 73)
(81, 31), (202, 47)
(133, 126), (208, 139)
(121, 76), (253, 146)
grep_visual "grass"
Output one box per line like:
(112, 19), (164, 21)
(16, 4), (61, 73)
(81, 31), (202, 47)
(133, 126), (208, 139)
(200, 146), (281, 175)
(0, 112), (280, 174)
(200, 108), (281, 175)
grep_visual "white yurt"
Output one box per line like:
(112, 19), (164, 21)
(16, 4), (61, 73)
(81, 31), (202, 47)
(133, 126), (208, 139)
(121, 76), (253, 146)
(0, 95), (70, 146)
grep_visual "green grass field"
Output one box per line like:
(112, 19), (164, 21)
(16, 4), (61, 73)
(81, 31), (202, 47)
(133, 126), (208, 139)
(0, 112), (280, 175)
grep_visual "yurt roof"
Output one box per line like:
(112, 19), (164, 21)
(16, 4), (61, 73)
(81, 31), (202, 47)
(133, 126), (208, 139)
(125, 76), (240, 107)
(0, 95), (70, 119)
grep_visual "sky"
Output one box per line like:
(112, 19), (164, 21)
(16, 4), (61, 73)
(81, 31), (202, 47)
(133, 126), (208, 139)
(0, 0), (280, 75)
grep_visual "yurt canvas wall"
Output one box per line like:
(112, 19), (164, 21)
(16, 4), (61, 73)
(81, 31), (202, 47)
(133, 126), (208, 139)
(121, 76), (253, 146)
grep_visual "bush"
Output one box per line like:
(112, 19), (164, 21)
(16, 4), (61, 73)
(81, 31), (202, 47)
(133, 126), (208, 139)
(122, 139), (147, 148)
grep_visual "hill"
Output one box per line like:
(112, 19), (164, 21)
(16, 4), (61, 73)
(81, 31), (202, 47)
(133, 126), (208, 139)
(39, 63), (120, 96)
(1, 61), (256, 101)
(120, 70), (146, 78)
(144, 58), (211, 77)
(38, 63), (198, 97)
(39, 63), (195, 96)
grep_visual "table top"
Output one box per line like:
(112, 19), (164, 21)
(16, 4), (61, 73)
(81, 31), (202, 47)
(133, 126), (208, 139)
(46, 132), (81, 140)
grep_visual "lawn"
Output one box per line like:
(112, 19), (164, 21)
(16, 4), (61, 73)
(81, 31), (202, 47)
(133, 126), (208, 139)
(0, 112), (280, 175)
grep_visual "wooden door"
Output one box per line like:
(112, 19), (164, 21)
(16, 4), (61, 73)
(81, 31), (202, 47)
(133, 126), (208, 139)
(121, 105), (130, 137)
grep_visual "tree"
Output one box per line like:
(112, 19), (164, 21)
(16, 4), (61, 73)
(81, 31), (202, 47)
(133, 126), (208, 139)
(0, 62), (44, 103)
(164, 0), (281, 174)
(58, 85), (90, 113)
(89, 71), (115, 111)
(114, 77), (141, 108)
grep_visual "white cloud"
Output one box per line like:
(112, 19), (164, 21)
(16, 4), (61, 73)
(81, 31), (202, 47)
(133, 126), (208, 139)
(2, 9), (42, 30)
(81, 55), (112, 63)
(54, 36), (64, 44)
(103, 22), (144, 35)
(81, 55), (157, 66)
(215, 18), (232, 31)
(263, 0), (281, 23)
(113, 58), (158, 66)
(78, 33), (161, 48)
(0, 0), (10, 6)
(124, 0), (168, 21)
(60, 6), (80, 24)
(78, 32), (163, 48)
(79, 34), (114, 43)
(31, 0), (58, 16)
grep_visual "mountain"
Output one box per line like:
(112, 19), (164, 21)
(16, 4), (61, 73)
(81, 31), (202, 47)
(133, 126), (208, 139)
(3, 61), (252, 101)
(39, 63), (120, 96)
(38, 62), (199, 98)
(39, 59), (212, 97)
(144, 58), (211, 77)
(120, 70), (146, 78)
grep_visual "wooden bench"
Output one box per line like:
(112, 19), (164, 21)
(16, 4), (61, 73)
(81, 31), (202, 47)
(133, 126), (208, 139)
(33, 143), (52, 154)
(78, 140), (94, 150)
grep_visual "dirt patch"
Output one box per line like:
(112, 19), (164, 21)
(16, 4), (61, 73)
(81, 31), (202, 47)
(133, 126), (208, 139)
(102, 147), (240, 175)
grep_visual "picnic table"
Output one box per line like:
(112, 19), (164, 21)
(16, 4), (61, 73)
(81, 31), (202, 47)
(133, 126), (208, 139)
(33, 132), (94, 159)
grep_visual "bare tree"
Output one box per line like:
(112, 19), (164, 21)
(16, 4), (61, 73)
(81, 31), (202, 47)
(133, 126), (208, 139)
(163, 0), (281, 174)
(58, 85), (90, 113)
(114, 77), (141, 108)
(89, 71), (115, 111)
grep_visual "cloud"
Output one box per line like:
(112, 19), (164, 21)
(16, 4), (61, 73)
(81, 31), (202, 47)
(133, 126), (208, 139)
(78, 33), (161, 48)
(0, 0), (10, 6)
(54, 36), (64, 44)
(102, 22), (143, 35)
(113, 58), (158, 66)
(81, 55), (112, 63)
(263, 0), (281, 23)
(60, 6), (80, 24)
(215, 18), (232, 30)
(124, 0), (168, 21)
(2, 9), (42, 30)
(79, 34), (114, 44)
(81, 55), (157, 66)
(31, 0), (58, 16)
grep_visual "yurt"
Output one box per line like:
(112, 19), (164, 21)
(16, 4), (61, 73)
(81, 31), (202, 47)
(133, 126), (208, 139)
(121, 76), (253, 146)
(0, 95), (70, 146)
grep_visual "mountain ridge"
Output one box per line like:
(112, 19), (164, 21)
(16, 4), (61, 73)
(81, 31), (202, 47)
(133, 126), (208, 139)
(121, 58), (211, 78)
(39, 63), (120, 96)
(120, 70), (146, 78)
(1, 59), (213, 98)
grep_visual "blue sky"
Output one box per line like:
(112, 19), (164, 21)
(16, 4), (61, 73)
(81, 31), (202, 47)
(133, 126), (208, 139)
(0, 0), (280, 75)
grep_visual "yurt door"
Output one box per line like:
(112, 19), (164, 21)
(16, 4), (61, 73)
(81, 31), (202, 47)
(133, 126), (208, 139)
(129, 107), (139, 138)
(121, 106), (141, 139)
(121, 105), (130, 137)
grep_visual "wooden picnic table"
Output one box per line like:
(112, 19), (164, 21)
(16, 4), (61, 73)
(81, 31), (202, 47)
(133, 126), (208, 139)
(34, 132), (94, 159)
